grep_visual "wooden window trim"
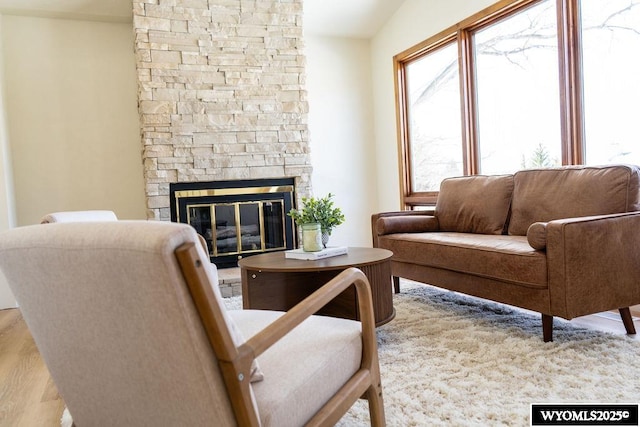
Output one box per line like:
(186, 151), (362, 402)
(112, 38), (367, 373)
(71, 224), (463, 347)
(394, 32), (458, 209)
(458, 28), (478, 177)
(557, 0), (584, 165)
(394, 0), (583, 209)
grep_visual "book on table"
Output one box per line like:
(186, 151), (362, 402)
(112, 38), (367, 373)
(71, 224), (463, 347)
(284, 246), (348, 260)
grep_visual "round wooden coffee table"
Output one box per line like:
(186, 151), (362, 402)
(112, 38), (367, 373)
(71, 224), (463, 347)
(238, 247), (395, 327)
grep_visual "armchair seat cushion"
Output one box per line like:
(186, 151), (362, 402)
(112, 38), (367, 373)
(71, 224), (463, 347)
(229, 310), (362, 427)
(379, 232), (548, 288)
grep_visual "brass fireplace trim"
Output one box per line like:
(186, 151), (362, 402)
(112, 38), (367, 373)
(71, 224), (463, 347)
(174, 185), (294, 199)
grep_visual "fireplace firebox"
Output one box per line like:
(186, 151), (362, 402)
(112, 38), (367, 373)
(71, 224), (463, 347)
(170, 178), (297, 268)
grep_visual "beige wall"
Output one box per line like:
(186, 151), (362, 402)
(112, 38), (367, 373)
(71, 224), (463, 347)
(1, 14), (146, 226)
(306, 36), (376, 247)
(0, 17), (16, 308)
(370, 0), (497, 211)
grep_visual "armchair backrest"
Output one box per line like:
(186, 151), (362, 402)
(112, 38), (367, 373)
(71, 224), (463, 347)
(0, 221), (239, 426)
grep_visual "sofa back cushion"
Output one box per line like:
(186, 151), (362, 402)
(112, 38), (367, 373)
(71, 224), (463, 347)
(435, 174), (514, 234)
(508, 164), (640, 235)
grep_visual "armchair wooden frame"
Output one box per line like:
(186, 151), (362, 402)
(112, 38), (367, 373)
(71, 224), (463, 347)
(176, 242), (386, 426)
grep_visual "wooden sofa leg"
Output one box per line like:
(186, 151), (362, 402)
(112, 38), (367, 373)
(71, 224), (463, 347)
(619, 307), (637, 335)
(542, 314), (553, 342)
(393, 276), (400, 294)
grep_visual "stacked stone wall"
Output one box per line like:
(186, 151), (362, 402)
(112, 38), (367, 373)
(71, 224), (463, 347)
(132, 0), (312, 219)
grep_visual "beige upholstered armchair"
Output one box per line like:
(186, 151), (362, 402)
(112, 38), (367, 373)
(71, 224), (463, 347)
(0, 221), (385, 426)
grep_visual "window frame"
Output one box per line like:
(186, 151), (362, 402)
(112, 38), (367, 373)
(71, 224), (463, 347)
(394, 0), (584, 208)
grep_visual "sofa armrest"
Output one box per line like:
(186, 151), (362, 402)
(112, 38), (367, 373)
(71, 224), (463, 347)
(376, 215), (439, 236)
(371, 210), (435, 247)
(546, 211), (640, 318)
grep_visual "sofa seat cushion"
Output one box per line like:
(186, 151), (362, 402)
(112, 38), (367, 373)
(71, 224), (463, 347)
(378, 232), (547, 288)
(435, 174), (514, 235)
(508, 164), (640, 235)
(229, 309), (362, 427)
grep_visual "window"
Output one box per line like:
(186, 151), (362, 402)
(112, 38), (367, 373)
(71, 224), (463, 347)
(395, 0), (640, 208)
(405, 42), (462, 193)
(474, 0), (561, 174)
(581, 0), (640, 165)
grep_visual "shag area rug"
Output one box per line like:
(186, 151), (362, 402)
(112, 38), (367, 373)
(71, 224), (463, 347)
(225, 281), (640, 426)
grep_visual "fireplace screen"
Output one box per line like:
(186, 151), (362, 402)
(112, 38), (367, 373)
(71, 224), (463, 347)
(170, 178), (296, 268)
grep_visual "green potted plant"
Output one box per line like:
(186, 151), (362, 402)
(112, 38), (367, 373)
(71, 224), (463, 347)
(288, 193), (345, 248)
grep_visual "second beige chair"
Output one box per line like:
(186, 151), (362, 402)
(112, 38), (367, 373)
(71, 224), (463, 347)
(40, 210), (119, 223)
(40, 209), (212, 255)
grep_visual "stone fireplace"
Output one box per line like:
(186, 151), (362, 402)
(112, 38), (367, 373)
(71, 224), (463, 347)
(132, 0), (312, 224)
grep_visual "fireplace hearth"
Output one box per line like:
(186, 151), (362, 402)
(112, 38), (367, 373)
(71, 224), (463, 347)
(170, 178), (297, 268)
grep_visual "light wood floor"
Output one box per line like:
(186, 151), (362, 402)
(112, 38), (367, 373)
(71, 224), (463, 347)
(0, 309), (66, 427)
(1, 305), (638, 427)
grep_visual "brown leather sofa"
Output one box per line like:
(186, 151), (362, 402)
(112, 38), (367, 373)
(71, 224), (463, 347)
(372, 164), (640, 341)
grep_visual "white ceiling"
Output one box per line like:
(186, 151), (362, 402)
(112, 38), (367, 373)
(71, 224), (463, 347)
(304, 0), (405, 38)
(0, 0), (406, 38)
(0, 0), (132, 22)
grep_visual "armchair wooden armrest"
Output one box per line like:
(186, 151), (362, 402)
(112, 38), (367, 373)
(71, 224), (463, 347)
(246, 267), (381, 426)
(176, 242), (385, 427)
